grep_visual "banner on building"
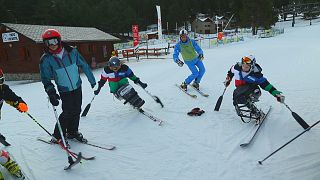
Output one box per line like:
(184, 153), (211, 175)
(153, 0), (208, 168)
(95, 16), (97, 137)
(156, 5), (163, 40)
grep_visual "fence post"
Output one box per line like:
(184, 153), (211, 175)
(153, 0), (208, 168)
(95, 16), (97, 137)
(126, 50), (129, 62)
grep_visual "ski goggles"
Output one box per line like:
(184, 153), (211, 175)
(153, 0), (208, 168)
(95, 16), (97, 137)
(242, 56), (253, 65)
(44, 38), (59, 46)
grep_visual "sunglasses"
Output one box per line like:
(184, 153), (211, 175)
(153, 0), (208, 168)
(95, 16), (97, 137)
(242, 57), (252, 64)
(44, 38), (59, 46)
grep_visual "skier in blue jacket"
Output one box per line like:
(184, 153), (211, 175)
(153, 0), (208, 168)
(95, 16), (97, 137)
(39, 29), (96, 143)
(173, 29), (205, 91)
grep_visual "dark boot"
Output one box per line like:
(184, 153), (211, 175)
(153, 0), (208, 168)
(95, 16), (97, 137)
(192, 81), (199, 90)
(67, 132), (88, 143)
(180, 82), (187, 91)
(50, 137), (70, 148)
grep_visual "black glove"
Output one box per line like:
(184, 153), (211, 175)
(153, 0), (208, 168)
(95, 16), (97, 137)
(94, 87), (101, 95)
(48, 92), (60, 106)
(198, 54), (204, 60)
(134, 78), (148, 89)
(176, 59), (184, 67)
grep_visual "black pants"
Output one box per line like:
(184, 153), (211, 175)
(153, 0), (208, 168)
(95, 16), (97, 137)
(233, 84), (260, 105)
(53, 87), (82, 139)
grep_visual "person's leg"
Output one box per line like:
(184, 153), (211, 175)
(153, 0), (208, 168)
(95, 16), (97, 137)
(233, 85), (252, 105)
(68, 87), (82, 134)
(194, 60), (206, 83)
(52, 91), (74, 139)
(184, 60), (199, 85)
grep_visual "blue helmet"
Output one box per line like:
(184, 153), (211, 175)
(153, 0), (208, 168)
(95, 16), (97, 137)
(108, 56), (121, 67)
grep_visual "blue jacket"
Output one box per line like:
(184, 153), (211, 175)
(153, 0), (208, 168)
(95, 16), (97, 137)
(39, 43), (96, 94)
(173, 38), (203, 62)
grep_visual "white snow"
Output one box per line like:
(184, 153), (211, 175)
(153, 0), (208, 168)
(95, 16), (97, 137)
(1, 20), (320, 180)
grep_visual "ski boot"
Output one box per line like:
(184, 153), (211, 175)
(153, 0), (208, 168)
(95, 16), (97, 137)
(67, 132), (88, 143)
(191, 81), (199, 90)
(180, 82), (187, 91)
(50, 137), (70, 149)
(3, 157), (23, 179)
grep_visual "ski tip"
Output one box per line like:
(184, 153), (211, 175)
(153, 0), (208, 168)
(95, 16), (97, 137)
(240, 143), (248, 147)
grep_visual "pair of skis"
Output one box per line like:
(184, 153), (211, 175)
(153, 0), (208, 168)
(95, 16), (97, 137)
(37, 137), (116, 169)
(175, 84), (209, 98)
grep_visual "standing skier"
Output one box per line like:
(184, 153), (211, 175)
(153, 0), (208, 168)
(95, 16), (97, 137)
(0, 69), (27, 179)
(94, 56), (147, 109)
(224, 55), (285, 119)
(173, 29), (205, 91)
(39, 29), (96, 143)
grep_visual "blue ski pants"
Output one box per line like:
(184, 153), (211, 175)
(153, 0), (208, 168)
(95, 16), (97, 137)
(184, 58), (206, 84)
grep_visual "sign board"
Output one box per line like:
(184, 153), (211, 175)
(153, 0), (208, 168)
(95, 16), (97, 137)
(2, 32), (19, 42)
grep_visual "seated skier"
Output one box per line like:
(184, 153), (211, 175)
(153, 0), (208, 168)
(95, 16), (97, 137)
(94, 56), (148, 109)
(223, 55), (285, 123)
(0, 69), (27, 179)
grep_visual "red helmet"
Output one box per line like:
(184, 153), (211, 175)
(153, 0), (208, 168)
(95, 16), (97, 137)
(42, 29), (61, 40)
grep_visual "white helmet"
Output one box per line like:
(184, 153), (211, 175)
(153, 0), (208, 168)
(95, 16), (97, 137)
(179, 29), (188, 36)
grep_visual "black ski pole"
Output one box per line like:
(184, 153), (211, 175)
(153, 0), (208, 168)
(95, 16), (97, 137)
(141, 87), (164, 108)
(214, 86), (227, 111)
(26, 112), (53, 137)
(258, 120), (320, 165)
(0, 133), (10, 146)
(283, 102), (310, 130)
(81, 95), (96, 117)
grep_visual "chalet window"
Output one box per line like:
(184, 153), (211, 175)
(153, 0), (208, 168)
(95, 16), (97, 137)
(20, 47), (30, 61)
(102, 45), (108, 58)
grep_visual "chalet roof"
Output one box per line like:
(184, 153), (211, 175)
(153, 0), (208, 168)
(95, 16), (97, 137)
(1, 23), (119, 43)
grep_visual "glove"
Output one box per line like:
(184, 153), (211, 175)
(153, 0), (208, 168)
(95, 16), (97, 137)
(94, 88), (101, 95)
(48, 93), (60, 106)
(91, 83), (96, 89)
(223, 76), (231, 87)
(17, 102), (28, 113)
(276, 94), (285, 103)
(176, 59), (184, 67)
(198, 54), (204, 61)
(134, 78), (148, 89)
(13, 101), (28, 113)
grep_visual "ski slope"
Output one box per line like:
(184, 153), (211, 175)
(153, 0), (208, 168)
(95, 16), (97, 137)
(1, 20), (320, 180)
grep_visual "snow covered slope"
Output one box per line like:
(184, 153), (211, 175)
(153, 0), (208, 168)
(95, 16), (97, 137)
(2, 21), (320, 180)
